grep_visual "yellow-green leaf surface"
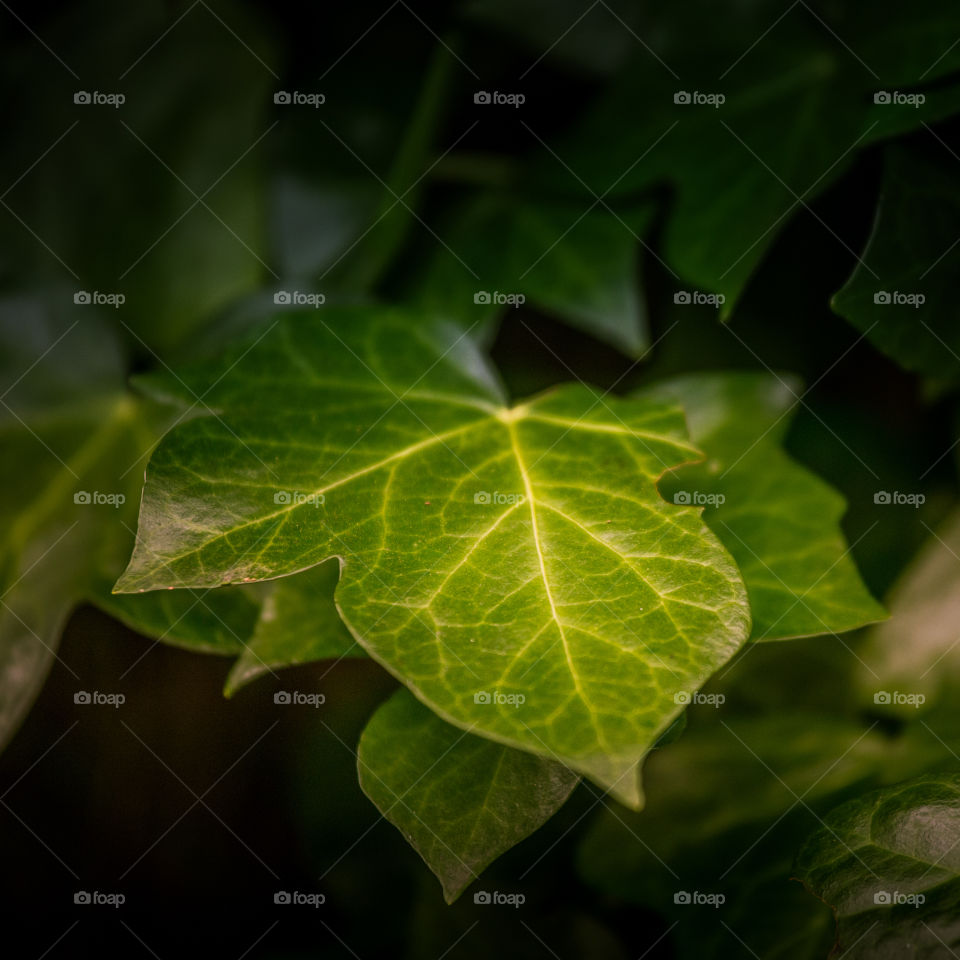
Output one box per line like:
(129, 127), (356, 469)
(115, 310), (750, 804)
(358, 688), (579, 902)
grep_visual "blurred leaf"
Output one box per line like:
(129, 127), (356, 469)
(833, 142), (960, 382)
(113, 308), (750, 806)
(796, 770), (960, 959)
(358, 688), (579, 902)
(267, 32), (456, 294)
(857, 508), (960, 712)
(416, 193), (652, 355)
(340, 43), (457, 291)
(647, 372), (885, 640)
(0, 298), (152, 749)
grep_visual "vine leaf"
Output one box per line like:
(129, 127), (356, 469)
(94, 584), (260, 657)
(646, 373), (885, 640)
(415, 193), (653, 356)
(833, 142), (960, 383)
(114, 309), (750, 806)
(857, 509), (960, 711)
(796, 771), (960, 959)
(358, 688), (579, 902)
(0, 300), (153, 749)
(94, 559), (360, 694)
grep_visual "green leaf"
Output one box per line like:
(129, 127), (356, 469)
(414, 193), (652, 355)
(645, 373), (885, 640)
(335, 43), (457, 291)
(91, 559), (358, 692)
(114, 308), (750, 805)
(225, 559), (361, 695)
(358, 688), (579, 902)
(91, 584), (260, 657)
(833, 142), (960, 381)
(796, 770), (960, 959)
(0, 299), (152, 749)
(857, 509), (960, 712)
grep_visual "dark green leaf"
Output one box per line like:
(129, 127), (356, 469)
(358, 688), (579, 902)
(833, 142), (960, 381)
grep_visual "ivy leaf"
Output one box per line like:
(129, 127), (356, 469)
(796, 771), (960, 959)
(225, 559), (361, 695)
(0, 299), (151, 749)
(358, 688), (579, 902)
(93, 584), (260, 657)
(833, 142), (960, 382)
(114, 309), (750, 805)
(646, 373), (885, 640)
(414, 193), (652, 355)
(857, 509), (960, 712)
(91, 559), (358, 692)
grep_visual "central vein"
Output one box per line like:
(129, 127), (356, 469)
(504, 416), (583, 696)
